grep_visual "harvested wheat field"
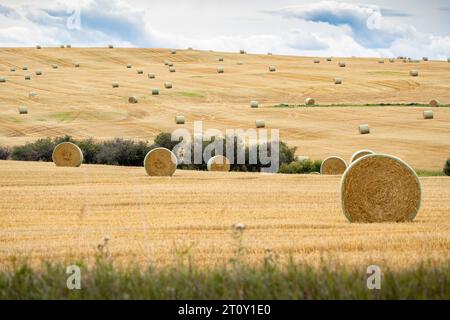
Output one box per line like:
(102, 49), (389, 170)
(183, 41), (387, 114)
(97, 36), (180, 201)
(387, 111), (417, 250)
(0, 160), (449, 270)
(1, 48), (450, 170)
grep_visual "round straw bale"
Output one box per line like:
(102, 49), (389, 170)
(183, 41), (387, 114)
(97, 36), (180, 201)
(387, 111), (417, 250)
(314, 58), (320, 64)
(334, 77), (342, 84)
(255, 119), (265, 128)
(24, 75), (31, 80)
(164, 82), (172, 89)
(152, 88), (159, 95)
(52, 64), (58, 69)
(35, 70), (42, 75)
(168, 62), (174, 67)
(305, 97), (315, 106)
(128, 96), (138, 103)
(350, 149), (374, 163)
(359, 124), (370, 134)
(448, 58), (450, 62)
(429, 99), (440, 107)
(175, 115), (185, 124)
(339, 62), (346, 67)
(410, 70), (418, 77)
(0, 77), (5, 83)
(10, 67), (15, 72)
(29, 92), (37, 98)
(389, 58), (395, 63)
(250, 101), (259, 108)
(378, 59), (384, 64)
(237, 61), (244, 65)
(217, 67), (224, 73)
(66, 45), (71, 48)
(327, 57), (332, 61)
(112, 81), (119, 88)
(240, 50), (245, 54)
(18, 106), (28, 114)
(171, 49), (177, 54)
(75, 63), (80, 68)
(164, 60), (169, 65)
(422, 57), (428, 61)
(320, 156), (347, 175)
(137, 69), (143, 74)
(340, 154), (421, 223)
(188, 47), (193, 50)
(219, 57), (224, 61)
(148, 73), (155, 79)
(60, 45), (65, 48)
(207, 155), (231, 172)
(268, 52), (272, 55)
(127, 64), (132, 68)
(108, 44), (114, 48)
(423, 110), (433, 119)
(169, 66), (176, 72)
(52, 142), (83, 167)
(269, 66), (276, 72)
(144, 147), (177, 176)
(22, 66), (28, 70)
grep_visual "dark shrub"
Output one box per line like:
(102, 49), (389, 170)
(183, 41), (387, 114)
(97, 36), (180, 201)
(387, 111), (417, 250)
(77, 139), (101, 164)
(279, 159), (322, 174)
(11, 138), (55, 161)
(0, 145), (10, 160)
(94, 138), (152, 166)
(444, 159), (450, 176)
(154, 132), (181, 151)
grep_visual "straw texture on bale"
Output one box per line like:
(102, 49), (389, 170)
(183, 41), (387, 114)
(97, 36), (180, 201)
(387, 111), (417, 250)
(112, 81), (119, 88)
(175, 115), (185, 124)
(423, 110), (433, 119)
(359, 124), (370, 134)
(24, 75), (31, 80)
(410, 70), (418, 77)
(255, 119), (265, 128)
(429, 99), (440, 107)
(350, 150), (374, 163)
(217, 67), (224, 73)
(144, 148), (177, 177)
(207, 155), (231, 172)
(320, 156), (347, 175)
(128, 96), (138, 103)
(250, 101), (259, 108)
(18, 106), (28, 114)
(340, 154), (421, 223)
(35, 70), (42, 75)
(339, 62), (346, 67)
(305, 97), (315, 106)
(269, 66), (276, 72)
(52, 142), (84, 167)
(137, 69), (143, 74)
(164, 82), (172, 89)
(152, 88), (159, 95)
(148, 73), (155, 79)
(169, 67), (176, 72)
(0, 77), (5, 83)
(334, 78), (342, 84)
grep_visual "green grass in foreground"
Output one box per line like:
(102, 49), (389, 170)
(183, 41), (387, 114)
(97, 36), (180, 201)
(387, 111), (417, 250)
(270, 103), (450, 108)
(0, 256), (448, 299)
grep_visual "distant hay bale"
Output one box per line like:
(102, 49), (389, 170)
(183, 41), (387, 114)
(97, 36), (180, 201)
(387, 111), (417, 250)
(448, 58), (450, 62)
(188, 47), (193, 50)
(24, 74), (31, 80)
(314, 58), (320, 64)
(164, 82), (172, 89)
(10, 67), (15, 72)
(423, 110), (434, 119)
(60, 45), (65, 48)
(52, 142), (84, 167)
(168, 62), (174, 67)
(219, 57), (224, 61)
(108, 44), (114, 48)
(327, 57), (332, 61)
(422, 57), (428, 61)
(339, 62), (346, 67)
(18, 106), (28, 114)
(305, 97), (315, 106)
(359, 124), (370, 134)
(207, 155), (231, 172)
(240, 50), (245, 54)
(250, 101), (259, 108)
(127, 64), (132, 68)
(0, 77), (5, 83)
(320, 156), (347, 175)
(164, 60), (170, 66)
(429, 99), (440, 107)
(128, 96), (138, 103)
(75, 63), (80, 68)
(237, 61), (244, 65)
(340, 154), (421, 223)
(169, 66), (176, 72)
(378, 59), (384, 63)
(22, 66), (28, 71)
(175, 115), (185, 124)
(144, 147), (177, 177)
(29, 92), (37, 98)
(350, 150), (374, 163)
(255, 119), (265, 128)
(217, 67), (224, 73)
(410, 70), (419, 77)
(171, 49), (177, 54)
(148, 73), (155, 79)
(112, 81), (119, 88)
(36, 45), (41, 49)
(66, 45), (71, 48)
(52, 64), (58, 69)
(269, 66), (276, 72)
(137, 69), (143, 74)
(268, 52), (272, 55)
(152, 88), (159, 95)
(334, 77), (342, 84)
(35, 70), (42, 76)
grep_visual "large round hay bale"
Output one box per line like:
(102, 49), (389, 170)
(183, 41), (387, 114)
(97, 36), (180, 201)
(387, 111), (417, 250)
(305, 97), (315, 106)
(22, 66), (28, 71)
(108, 44), (114, 48)
(60, 45), (65, 48)
(340, 154), (421, 223)
(327, 57), (332, 61)
(338, 62), (346, 67)
(171, 49), (177, 54)
(217, 67), (224, 73)
(164, 60), (169, 66)
(112, 81), (119, 88)
(169, 67), (176, 72)
(423, 110), (433, 119)
(24, 75), (31, 80)
(237, 61), (244, 65)
(410, 70), (419, 77)
(128, 96), (138, 103)
(52, 142), (84, 167)
(269, 66), (276, 72)
(18, 106), (28, 114)
(268, 52), (272, 55)
(35, 70), (42, 76)
(10, 67), (15, 72)
(255, 119), (265, 128)
(175, 115), (185, 124)
(334, 77), (342, 84)
(29, 92), (37, 98)
(52, 64), (58, 69)
(168, 62), (174, 67)
(378, 59), (384, 64)
(127, 64), (132, 68)
(389, 58), (395, 63)
(36, 45), (41, 49)
(137, 69), (143, 74)
(164, 82), (172, 89)
(422, 57), (428, 61)
(66, 45), (71, 48)
(240, 50), (245, 54)
(250, 101), (259, 108)
(359, 124), (370, 134)
(320, 156), (347, 175)
(144, 148), (177, 176)
(152, 88), (159, 95)
(314, 58), (320, 64)
(148, 73), (155, 79)
(350, 150), (374, 163)
(207, 155), (231, 172)
(0, 77), (5, 83)
(75, 63), (80, 68)
(219, 57), (224, 62)
(429, 99), (440, 107)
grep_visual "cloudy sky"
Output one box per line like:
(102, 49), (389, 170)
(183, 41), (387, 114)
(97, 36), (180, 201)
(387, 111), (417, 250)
(0, 0), (449, 59)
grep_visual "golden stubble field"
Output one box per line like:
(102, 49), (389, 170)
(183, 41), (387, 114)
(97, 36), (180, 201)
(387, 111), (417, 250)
(0, 48), (450, 170)
(0, 160), (449, 270)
